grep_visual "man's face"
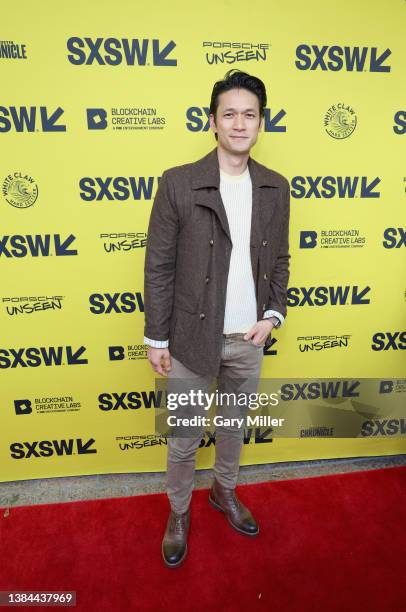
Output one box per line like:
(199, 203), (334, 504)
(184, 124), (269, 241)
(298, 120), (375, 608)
(209, 87), (263, 155)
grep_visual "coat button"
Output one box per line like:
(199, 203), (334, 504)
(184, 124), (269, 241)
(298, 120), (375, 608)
(205, 276), (210, 283)
(209, 239), (214, 246)
(262, 240), (268, 246)
(263, 273), (268, 280)
(200, 313), (205, 319)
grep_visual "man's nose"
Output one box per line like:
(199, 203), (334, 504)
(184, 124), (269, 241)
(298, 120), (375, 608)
(233, 114), (245, 129)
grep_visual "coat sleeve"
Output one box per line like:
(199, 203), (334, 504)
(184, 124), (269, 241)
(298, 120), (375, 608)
(267, 179), (291, 319)
(143, 170), (179, 342)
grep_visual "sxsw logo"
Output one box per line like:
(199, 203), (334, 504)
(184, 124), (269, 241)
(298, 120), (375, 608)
(0, 234), (77, 258)
(263, 337), (277, 356)
(290, 176), (381, 199)
(79, 176), (157, 201)
(371, 331), (406, 351)
(10, 438), (97, 459)
(393, 111), (406, 135)
(186, 107), (286, 133)
(361, 420), (406, 436)
(0, 106), (66, 132)
(199, 429), (273, 446)
(89, 291), (144, 314)
(0, 346), (88, 369)
(287, 286), (371, 306)
(382, 227), (406, 248)
(295, 45), (391, 72)
(67, 37), (177, 66)
(98, 390), (165, 410)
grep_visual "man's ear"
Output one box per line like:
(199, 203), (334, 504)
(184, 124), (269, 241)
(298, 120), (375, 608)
(258, 115), (264, 132)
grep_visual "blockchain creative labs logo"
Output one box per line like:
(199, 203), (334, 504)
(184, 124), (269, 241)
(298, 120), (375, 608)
(108, 343), (148, 361)
(296, 335), (351, 353)
(86, 107), (166, 131)
(99, 232), (147, 253)
(379, 379), (406, 395)
(2, 172), (38, 208)
(202, 41), (271, 65)
(2, 295), (65, 316)
(324, 103), (357, 139)
(14, 395), (81, 416)
(0, 40), (27, 59)
(300, 229), (366, 249)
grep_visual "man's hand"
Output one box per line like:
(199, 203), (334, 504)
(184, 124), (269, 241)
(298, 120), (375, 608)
(147, 347), (172, 376)
(244, 319), (276, 347)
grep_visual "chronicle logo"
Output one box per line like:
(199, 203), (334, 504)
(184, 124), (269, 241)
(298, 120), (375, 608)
(2, 173), (38, 208)
(14, 395), (81, 415)
(299, 427), (334, 437)
(300, 229), (366, 249)
(86, 107), (166, 131)
(297, 335), (351, 352)
(324, 103), (357, 139)
(2, 295), (64, 316)
(202, 42), (270, 65)
(0, 40), (27, 59)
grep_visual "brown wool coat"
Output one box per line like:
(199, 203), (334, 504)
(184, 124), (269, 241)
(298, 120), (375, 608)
(144, 146), (291, 376)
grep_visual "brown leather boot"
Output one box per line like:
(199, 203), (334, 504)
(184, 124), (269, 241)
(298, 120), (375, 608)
(209, 478), (259, 536)
(161, 507), (191, 568)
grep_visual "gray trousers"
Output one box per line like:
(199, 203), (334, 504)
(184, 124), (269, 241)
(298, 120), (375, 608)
(166, 333), (264, 514)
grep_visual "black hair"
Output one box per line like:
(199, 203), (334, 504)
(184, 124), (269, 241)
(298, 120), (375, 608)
(209, 69), (267, 140)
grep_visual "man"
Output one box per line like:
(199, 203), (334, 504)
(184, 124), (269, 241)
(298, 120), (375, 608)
(144, 69), (290, 567)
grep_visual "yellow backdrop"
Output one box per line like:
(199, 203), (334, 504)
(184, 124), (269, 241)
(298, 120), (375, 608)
(1, 0), (405, 482)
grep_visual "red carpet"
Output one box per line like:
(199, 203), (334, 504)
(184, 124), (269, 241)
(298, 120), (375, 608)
(1, 466), (405, 611)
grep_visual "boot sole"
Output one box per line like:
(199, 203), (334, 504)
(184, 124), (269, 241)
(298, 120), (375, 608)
(208, 495), (259, 537)
(161, 541), (188, 568)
